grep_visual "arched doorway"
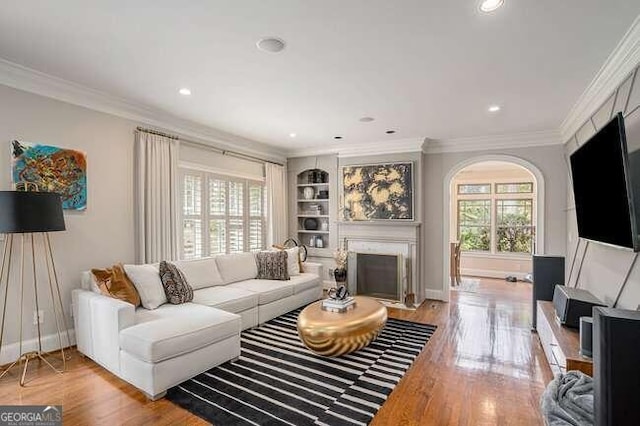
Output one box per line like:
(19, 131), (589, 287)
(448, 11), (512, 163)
(442, 155), (545, 300)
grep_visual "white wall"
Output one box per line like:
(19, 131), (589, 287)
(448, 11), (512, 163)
(0, 84), (273, 357)
(423, 144), (568, 296)
(0, 84), (137, 351)
(565, 64), (640, 309)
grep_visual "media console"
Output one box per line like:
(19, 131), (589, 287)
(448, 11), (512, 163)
(536, 301), (593, 376)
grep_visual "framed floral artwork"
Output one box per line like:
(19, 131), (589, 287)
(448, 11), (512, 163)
(342, 162), (413, 221)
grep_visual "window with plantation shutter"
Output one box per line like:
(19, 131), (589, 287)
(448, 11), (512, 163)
(180, 169), (266, 259)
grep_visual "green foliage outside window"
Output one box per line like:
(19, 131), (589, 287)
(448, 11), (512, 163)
(457, 197), (534, 254)
(496, 213), (534, 253)
(496, 199), (533, 253)
(458, 199), (491, 251)
(460, 226), (491, 251)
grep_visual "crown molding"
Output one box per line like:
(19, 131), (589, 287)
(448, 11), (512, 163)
(560, 14), (640, 142)
(423, 130), (562, 154)
(286, 138), (426, 158)
(0, 58), (287, 162)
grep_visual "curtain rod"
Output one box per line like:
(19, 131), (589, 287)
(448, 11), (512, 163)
(135, 126), (284, 166)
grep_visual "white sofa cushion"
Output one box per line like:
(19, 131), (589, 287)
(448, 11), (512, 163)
(174, 257), (224, 290)
(192, 286), (259, 313)
(122, 303), (240, 363)
(285, 247), (300, 277)
(123, 264), (166, 310)
(289, 273), (320, 294)
(216, 253), (257, 284)
(228, 279), (294, 305)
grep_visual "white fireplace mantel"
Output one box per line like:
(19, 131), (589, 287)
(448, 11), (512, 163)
(341, 220), (422, 304)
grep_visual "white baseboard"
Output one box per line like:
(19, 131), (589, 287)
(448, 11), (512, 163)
(424, 289), (447, 302)
(0, 329), (75, 365)
(461, 268), (529, 281)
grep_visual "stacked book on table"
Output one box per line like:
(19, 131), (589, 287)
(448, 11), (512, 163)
(321, 297), (356, 313)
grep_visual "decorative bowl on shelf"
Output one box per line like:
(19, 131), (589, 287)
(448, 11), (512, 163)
(317, 190), (329, 199)
(303, 218), (319, 230)
(308, 203), (322, 215)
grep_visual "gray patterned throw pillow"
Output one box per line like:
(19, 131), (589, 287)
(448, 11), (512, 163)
(159, 261), (194, 304)
(256, 251), (290, 280)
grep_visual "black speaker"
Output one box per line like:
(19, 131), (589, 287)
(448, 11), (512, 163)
(593, 307), (640, 426)
(579, 316), (593, 357)
(553, 285), (605, 328)
(532, 255), (565, 329)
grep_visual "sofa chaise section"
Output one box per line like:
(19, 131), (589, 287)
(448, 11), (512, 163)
(121, 303), (241, 399)
(72, 290), (241, 400)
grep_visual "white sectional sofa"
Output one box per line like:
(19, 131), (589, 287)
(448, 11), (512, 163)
(72, 252), (323, 400)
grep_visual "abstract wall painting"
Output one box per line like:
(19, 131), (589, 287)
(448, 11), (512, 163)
(342, 162), (413, 221)
(11, 140), (87, 210)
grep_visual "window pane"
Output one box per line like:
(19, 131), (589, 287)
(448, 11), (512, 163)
(183, 219), (202, 259)
(458, 184), (491, 194)
(249, 219), (263, 251)
(229, 218), (244, 253)
(229, 182), (244, 216)
(495, 182), (533, 194)
(458, 200), (491, 225)
(459, 226), (491, 251)
(210, 219), (226, 255)
(249, 184), (263, 217)
(183, 175), (201, 215)
(458, 200), (491, 251)
(209, 178), (226, 216)
(496, 199), (534, 253)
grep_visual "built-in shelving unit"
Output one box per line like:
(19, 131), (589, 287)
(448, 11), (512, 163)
(296, 169), (330, 250)
(288, 156), (339, 288)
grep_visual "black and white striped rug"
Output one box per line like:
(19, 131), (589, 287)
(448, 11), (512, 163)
(167, 307), (436, 425)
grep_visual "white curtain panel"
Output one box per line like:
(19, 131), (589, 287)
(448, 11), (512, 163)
(135, 131), (179, 263)
(265, 162), (288, 247)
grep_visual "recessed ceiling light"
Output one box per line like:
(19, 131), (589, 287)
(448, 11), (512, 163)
(179, 88), (191, 96)
(488, 105), (501, 112)
(334, 136), (343, 140)
(479, 0), (504, 13)
(386, 130), (396, 134)
(359, 117), (375, 123)
(257, 37), (286, 53)
(289, 133), (297, 138)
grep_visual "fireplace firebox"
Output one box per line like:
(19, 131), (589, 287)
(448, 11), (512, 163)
(349, 252), (403, 301)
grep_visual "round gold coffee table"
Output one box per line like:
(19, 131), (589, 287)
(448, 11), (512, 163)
(297, 296), (387, 357)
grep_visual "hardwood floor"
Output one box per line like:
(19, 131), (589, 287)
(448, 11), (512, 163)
(0, 278), (552, 425)
(373, 278), (552, 426)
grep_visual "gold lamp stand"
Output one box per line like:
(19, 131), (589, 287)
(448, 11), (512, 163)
(0, 191), (71, 386)
(0, 231), (71, 386)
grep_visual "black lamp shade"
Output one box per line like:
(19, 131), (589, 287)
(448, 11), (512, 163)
(0, 191), (66, 233)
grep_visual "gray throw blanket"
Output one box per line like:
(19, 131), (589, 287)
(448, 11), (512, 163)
(540, 370), (594, 426)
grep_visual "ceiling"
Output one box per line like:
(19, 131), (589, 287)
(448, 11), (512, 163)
(0, 1), (639, 153)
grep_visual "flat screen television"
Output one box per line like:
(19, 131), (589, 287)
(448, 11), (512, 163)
(570, 112), (640, 251)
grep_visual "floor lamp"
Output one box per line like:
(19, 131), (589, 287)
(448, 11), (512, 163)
(0, 191), (70, 386)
